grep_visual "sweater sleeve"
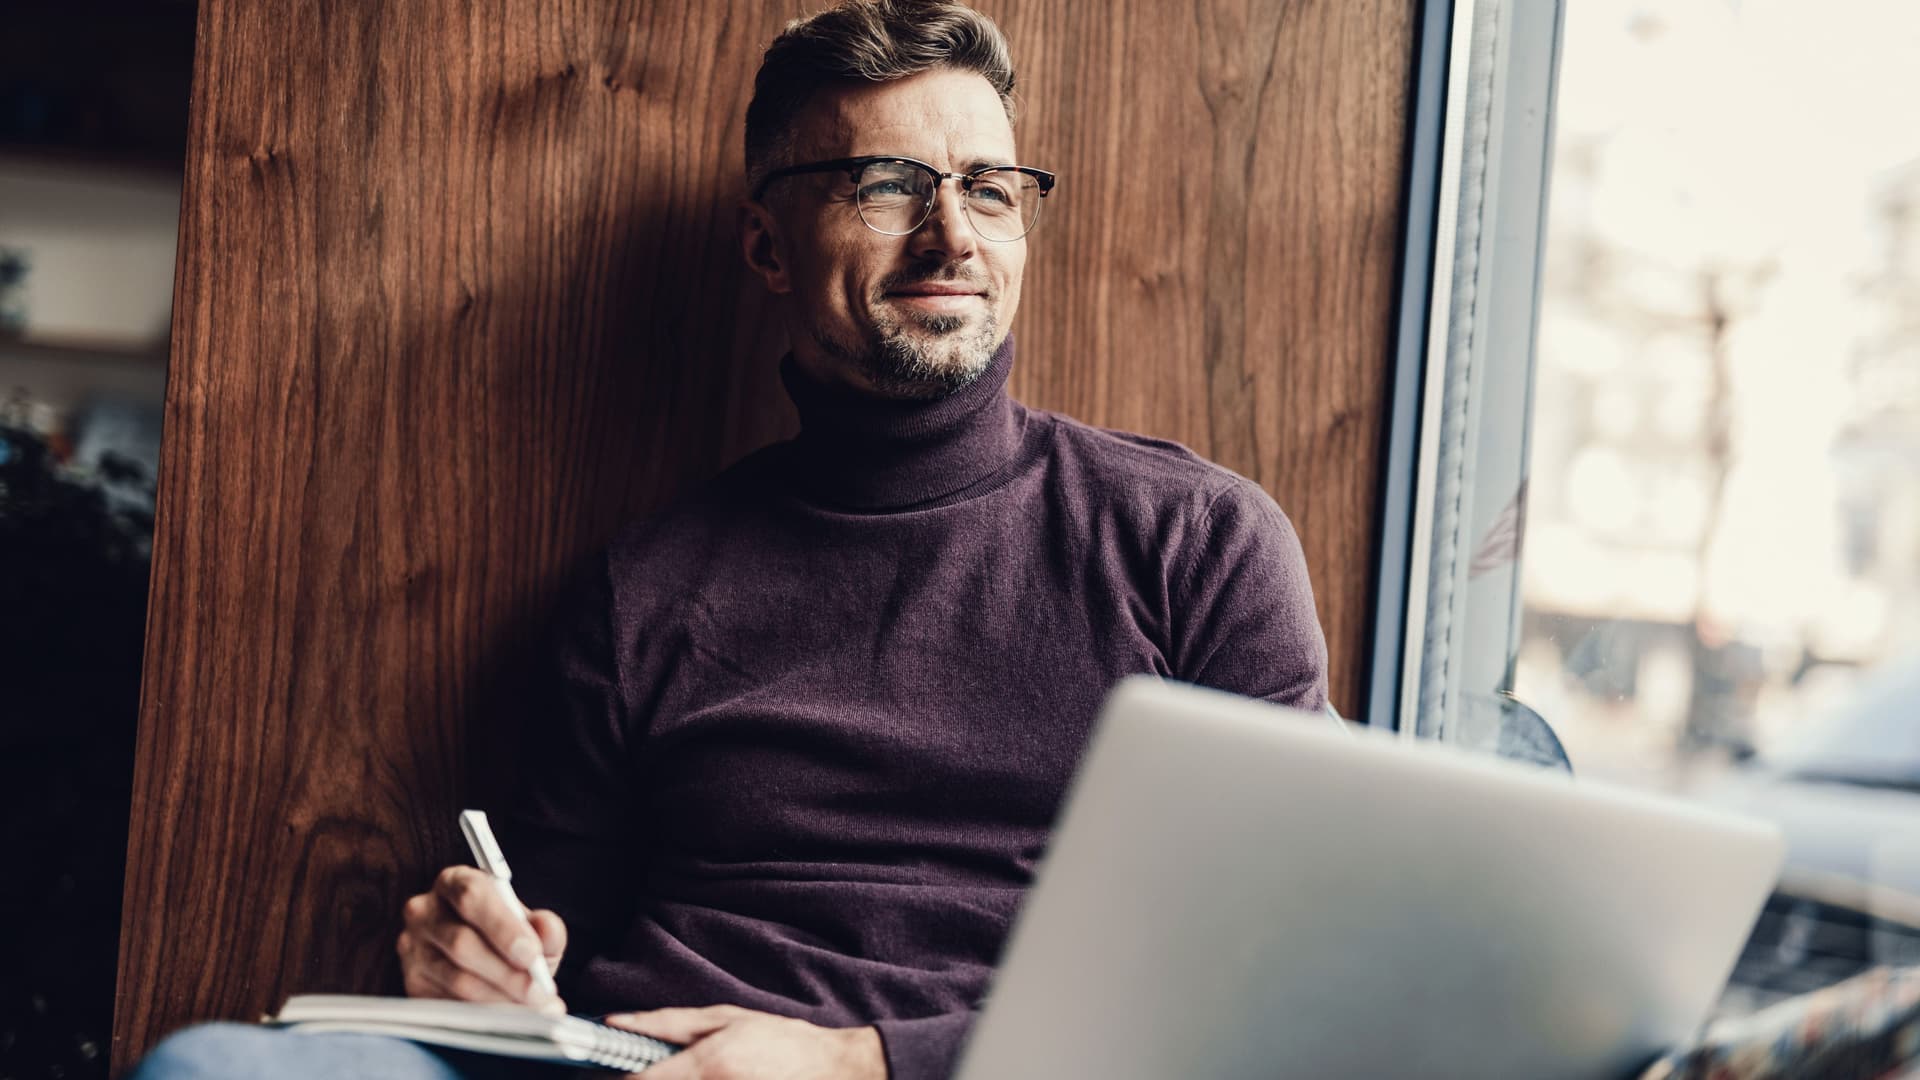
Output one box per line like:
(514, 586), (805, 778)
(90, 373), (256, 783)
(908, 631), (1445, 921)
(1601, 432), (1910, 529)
(495, 553), (646, 984)
(872, 1011), (977, 1080)
(1169, 479), (1330, 713)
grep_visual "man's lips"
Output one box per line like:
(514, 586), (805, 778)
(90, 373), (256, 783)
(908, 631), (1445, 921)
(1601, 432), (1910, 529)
(884, 284), (986, 315)
(885, 284), (984, 297)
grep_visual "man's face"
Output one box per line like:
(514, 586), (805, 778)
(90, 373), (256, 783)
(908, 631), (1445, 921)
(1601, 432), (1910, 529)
(743, 68), (1028, 398)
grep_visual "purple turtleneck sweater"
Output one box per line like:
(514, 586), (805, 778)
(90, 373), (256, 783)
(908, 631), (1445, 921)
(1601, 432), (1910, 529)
(503, 337), (1328, 1078)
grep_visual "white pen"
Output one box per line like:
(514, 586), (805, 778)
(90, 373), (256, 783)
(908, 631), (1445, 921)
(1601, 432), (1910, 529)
(458, 809), (561, 1006)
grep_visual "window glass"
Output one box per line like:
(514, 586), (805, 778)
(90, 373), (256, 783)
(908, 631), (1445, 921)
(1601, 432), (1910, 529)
(0, 5), (193, 1075)
(1517, 0), (1920, 1014)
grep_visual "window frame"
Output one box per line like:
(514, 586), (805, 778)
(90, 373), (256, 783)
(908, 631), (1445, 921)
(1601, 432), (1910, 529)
(1368, 0), (1567, 738)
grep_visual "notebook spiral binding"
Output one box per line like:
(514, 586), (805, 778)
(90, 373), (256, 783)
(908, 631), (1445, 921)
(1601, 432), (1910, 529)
(578, 1023), (678, 1071)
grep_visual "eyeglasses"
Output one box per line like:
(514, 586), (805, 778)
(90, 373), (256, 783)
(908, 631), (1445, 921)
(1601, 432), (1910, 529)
(752, 155), (1056, 242)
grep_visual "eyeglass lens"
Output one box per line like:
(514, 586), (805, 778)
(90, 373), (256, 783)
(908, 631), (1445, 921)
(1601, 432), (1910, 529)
(855, 161), (1043, 242)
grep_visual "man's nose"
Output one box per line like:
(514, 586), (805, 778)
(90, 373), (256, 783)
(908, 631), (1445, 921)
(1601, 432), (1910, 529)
(907, 181), (978, 261)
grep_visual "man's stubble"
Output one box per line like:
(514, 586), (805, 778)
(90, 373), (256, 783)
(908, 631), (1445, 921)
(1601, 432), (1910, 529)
(811, 268), (1003, 400)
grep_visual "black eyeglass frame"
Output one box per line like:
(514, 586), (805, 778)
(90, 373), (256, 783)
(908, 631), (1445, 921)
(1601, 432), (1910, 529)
(751, 155), (1057, 241)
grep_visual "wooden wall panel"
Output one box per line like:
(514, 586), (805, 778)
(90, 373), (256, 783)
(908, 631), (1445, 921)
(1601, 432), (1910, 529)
(116, 0), (1410, 1067)
(999, 0), (1407, 717)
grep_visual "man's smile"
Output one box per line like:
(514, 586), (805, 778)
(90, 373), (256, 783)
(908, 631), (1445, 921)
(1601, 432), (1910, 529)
(883, 282), (987, 315)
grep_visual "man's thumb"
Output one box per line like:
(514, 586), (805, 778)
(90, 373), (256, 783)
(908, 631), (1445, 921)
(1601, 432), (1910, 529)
(527, 908), (568, 962)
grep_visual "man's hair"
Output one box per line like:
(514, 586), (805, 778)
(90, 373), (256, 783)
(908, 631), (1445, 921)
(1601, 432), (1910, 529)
(744, 0), (1017, 197)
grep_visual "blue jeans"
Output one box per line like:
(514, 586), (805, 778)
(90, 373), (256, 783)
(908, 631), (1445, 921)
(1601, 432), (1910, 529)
(130, 1022), (593, 1079)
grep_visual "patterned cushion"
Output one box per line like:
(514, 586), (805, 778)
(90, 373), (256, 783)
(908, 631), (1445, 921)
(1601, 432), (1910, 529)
(1639, 966), (1920, 1080)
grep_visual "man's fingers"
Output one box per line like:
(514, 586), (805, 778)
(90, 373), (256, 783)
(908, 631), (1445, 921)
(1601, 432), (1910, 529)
(527, 908), (568, 967)
(409, 872), (564, 1011)
(432, 867), (548, 976)
(401, 892), (437, 928)
(605, 1004), (750, 1045)
(400, 918), (524, 1004)
(402, 940), (529, 1006)
(422, 921), (544, 1003)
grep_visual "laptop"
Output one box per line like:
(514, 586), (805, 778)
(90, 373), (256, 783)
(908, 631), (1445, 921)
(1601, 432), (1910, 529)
(954, 677), (1785, 1080)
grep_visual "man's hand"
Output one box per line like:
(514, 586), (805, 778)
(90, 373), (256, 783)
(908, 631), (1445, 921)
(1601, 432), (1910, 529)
(606, 1005), (885, 1080)
(396, 865), (568, 1013)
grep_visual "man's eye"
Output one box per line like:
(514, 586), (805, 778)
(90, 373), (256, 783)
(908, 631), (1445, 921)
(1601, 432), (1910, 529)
(970, 183), (1014, 205)
(860, 179), (915, 199)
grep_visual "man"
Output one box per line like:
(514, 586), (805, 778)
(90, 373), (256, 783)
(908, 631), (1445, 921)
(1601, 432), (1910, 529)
(133, 1), (1326, 1077)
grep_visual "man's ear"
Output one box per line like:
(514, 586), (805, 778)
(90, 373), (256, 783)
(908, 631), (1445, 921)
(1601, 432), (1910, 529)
(738, 199), (792, 295)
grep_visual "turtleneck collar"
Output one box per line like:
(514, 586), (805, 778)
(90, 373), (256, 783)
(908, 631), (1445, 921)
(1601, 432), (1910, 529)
(779, 335), (1027, 511)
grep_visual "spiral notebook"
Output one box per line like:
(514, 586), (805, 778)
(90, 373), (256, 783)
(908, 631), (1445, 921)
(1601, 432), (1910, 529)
(266, 995), (679, 1072)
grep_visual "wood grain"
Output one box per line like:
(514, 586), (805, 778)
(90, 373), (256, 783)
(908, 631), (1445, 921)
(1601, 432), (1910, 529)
(115, 0), (1409, 1067)
(995, 0), (1408, 719)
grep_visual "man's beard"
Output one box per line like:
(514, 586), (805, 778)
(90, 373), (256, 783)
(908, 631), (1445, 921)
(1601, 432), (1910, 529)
(812, 269), (1002, 400)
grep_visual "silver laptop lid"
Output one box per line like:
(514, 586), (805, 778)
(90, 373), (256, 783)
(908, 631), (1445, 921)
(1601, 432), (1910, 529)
(956, 677), (1784, 1080)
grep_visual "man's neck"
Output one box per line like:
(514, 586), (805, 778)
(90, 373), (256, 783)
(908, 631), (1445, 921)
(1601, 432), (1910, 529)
(776, 333), (1025, 511)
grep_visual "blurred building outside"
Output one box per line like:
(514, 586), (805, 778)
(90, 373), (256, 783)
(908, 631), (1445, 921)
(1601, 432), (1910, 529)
(0, 0), (188, 493)
(0, 160), (175, 497)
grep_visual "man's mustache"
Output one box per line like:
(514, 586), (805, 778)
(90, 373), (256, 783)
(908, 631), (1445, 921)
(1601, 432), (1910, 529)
(878, 264), (992, 295)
